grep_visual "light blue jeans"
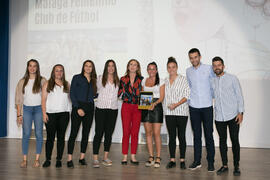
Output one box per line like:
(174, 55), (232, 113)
(22, 105), (43, 155)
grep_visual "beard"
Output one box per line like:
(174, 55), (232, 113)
(214, 69), (223, 75)
(192, 61), (200, 67)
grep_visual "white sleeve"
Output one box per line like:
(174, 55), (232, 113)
(97, 75), (102, 93)
(141, 78), (146, 89)
(159, 78), (165, 86)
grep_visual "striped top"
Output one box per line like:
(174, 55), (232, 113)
(211, 72), (244, 122)
(96, 75), (119, 110)
(163, 75), (190, 116)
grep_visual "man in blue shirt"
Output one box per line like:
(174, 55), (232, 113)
(211, 56), (244, 176)
(186, 48), (215, 171)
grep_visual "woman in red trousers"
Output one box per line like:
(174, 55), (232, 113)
(118, 59), (143, 165)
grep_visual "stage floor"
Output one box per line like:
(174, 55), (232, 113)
(0, 139), (269, 180)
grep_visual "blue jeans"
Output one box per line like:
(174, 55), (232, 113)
(22, 105), (43, 155)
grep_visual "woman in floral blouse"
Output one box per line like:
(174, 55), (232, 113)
(118, 59), (143, 165)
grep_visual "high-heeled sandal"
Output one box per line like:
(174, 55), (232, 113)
(33, 160), (40, 168)
(130, 159), (139, 165)
(145, 156), (154, 167)
(154, 157), (161, 168)
(20, 160), (27, 168)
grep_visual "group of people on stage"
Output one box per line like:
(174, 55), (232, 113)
(15, 48), (244, 176)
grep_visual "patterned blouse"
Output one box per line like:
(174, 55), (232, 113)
(118, 75), (143, 104)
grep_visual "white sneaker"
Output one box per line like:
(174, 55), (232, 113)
(93, 160), (100, 168)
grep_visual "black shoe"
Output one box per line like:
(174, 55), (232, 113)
(121, 161), (128, 165)
(180, 161), (186, 169)
(67, 160), (74, 168)
(130, 160), (139, 165)
(56, 160), (62, 168)
(233, 167), (241, 176)
(216, 166), (228, 175)
(166, 161), (176, 169)
(42, 160), (51, 168)
(189, 161), (201, 170)
(208, 163), (215, 172)
(79, 159), (87, 166)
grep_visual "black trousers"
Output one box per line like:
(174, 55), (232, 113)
(93, 108), (118, 155)
(45, 112), (69, 161)
(165, 115), (188, 159)
(215, 118), (240, 167)
(68, 104), (94, 154)
(189, 106), (215, 164)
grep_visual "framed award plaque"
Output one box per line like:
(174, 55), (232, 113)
(138, 91), (153, 110)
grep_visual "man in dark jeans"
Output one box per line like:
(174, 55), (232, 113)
(186, 48), (215, 172)
(211, 56), (244, 176)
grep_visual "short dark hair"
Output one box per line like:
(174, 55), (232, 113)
(188, 48), (201, 56)
(167, 56), (178, 66)
(212, 56), (224, 65)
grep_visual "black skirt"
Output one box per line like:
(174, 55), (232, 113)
(141, 98), (163, 123)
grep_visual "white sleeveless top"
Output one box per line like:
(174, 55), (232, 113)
(142, 78), (164, 98)
(46, 85), (71, 113)
(23, 79), (42, 106)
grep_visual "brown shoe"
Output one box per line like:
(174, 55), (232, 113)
(33, 160), (40, 168)
(20, 160), (27, 168)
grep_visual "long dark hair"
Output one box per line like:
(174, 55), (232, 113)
(47, 64), (69, 93)
(81, 60), (97, 95)
(147, 61), (160, 85)
(102, 59), (119, 87)
(22, 59), (42, 94)
(125, 59), (141, 76)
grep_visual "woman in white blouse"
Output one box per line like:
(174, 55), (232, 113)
(92, 60), (119, 168)
(41, 64), (71, 168)
(142, 62), (165, 168)
(164, 57), (190, 169)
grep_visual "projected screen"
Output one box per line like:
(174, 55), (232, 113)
(27, 0), (155, 80)
(26, 0), (270, 80)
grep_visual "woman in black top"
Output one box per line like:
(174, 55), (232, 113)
(67, 60), (97, 168)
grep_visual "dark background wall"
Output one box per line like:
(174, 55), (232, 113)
(0, 0), (9, 137)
